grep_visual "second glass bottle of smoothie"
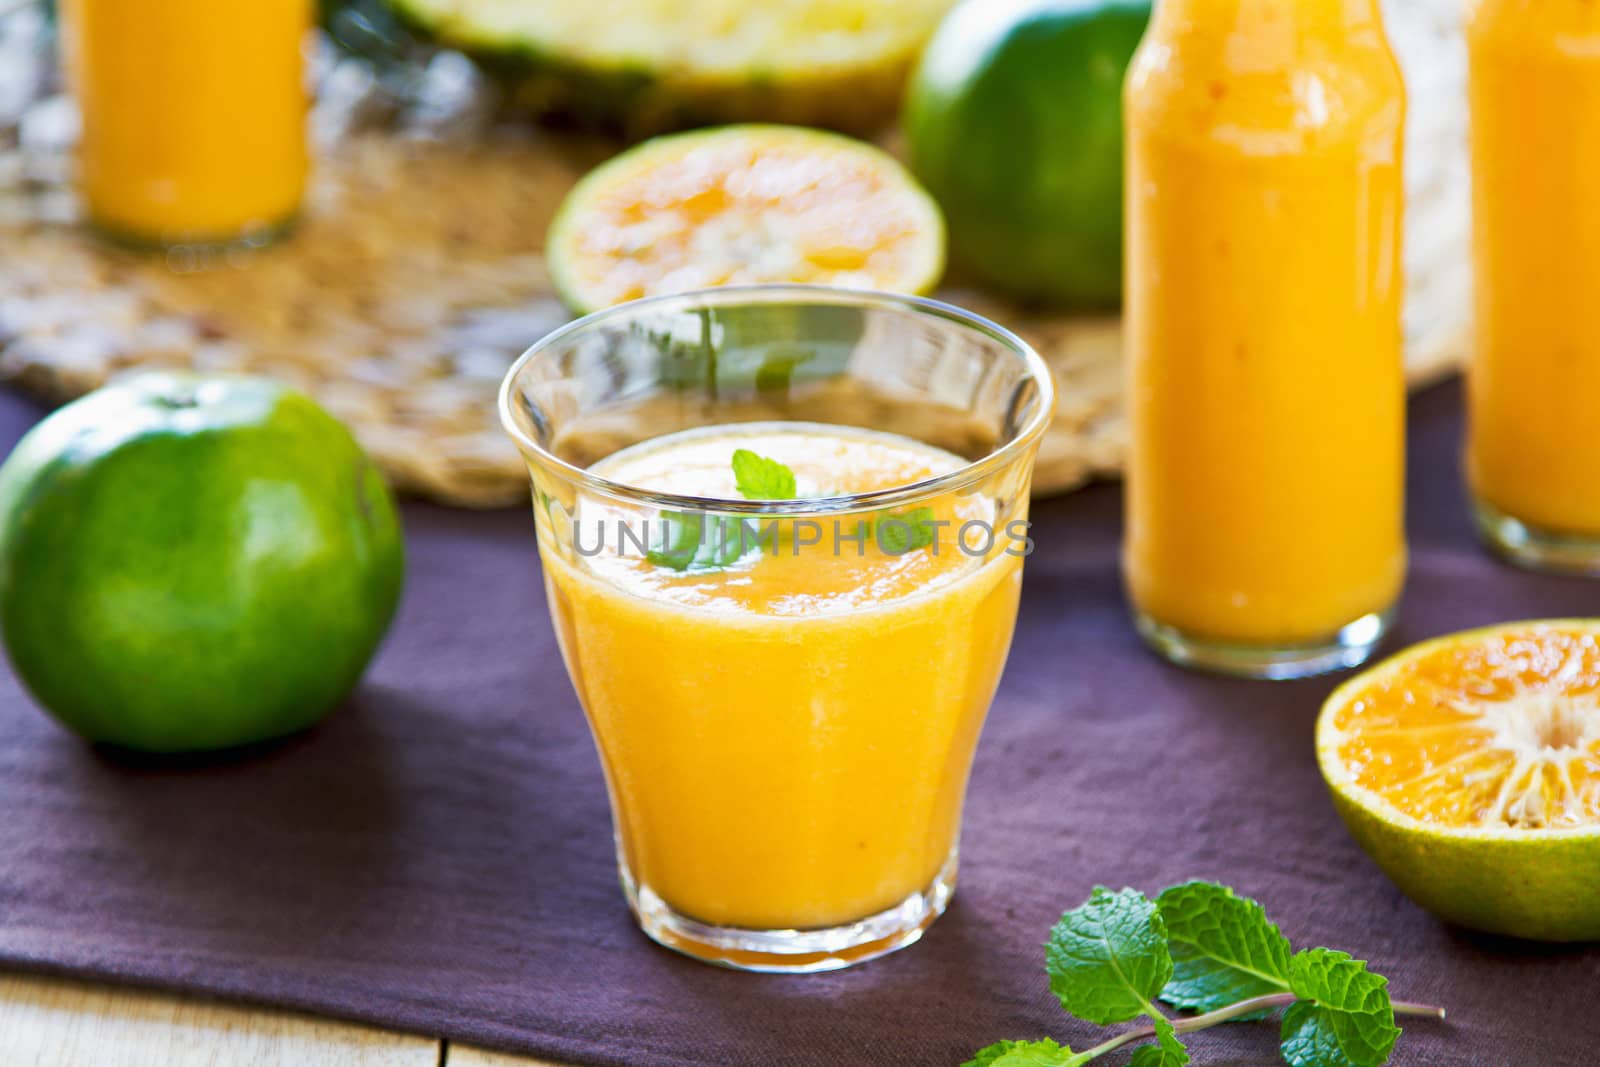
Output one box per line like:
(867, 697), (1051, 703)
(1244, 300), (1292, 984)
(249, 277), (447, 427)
(1122, 0), (1407, 678)
(1467, 0), (1600, 572)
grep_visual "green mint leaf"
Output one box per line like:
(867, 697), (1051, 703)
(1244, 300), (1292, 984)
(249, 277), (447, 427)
(963, 1039), (1089, 1067)
(1046, 887), (1174, 1026)
(875, 506), (937, 554)
(1129, 1015), (1190, 1067)
(645, 510), (703, 570)
(1280, 1001), (1401, 1067)
(1156, 881), (1293, 1015)
(704, 517), (754, 567)
(731, 449), (796, 500)
(645, 511), (753, 571)
(1280, 949), (1401, 1067)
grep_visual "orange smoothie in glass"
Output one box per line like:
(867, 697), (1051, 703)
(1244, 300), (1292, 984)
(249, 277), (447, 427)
(63, 0), (310, 246)
(542, 424), (1022, 939)
(1467, 0), (1600, 570)
(1122, 0), (1406, 677)
(501, 287), (1053, 971)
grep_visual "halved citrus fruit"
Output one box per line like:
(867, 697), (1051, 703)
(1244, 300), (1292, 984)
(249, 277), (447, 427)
(1317, 620), (1600, 940)
(546, 125), (946, 314)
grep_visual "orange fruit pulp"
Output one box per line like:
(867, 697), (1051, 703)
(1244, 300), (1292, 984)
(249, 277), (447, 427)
(1317, 621), (1600, 940)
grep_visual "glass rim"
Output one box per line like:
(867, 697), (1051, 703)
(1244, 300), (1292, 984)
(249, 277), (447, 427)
(497, 284), (1056, 516)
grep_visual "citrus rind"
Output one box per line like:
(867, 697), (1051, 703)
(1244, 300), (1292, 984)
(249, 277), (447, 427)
(1316, 620), (1600, 941)
(546, 124), (946, 314)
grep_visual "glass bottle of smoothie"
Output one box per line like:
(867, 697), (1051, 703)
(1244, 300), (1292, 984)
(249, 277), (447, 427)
(1122, 0), (1407, 678)
(1467, 0), (1600, 572)
(62, 0), (311, 249)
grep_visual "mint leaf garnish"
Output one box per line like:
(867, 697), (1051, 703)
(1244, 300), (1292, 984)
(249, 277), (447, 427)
(1046, 887), (1173, 1025)
(644, 510), (703, 570)
(875, 506), (937, 554)
(645, 448), (794, 572)
(731, 449), (796, 500)
(1157, 881), (1293, 1014)
(971, 881), (1441, 1067)
(644, 449), (946, 571)
(1280, 950), (1401, 1067)
(1129, 1017), (1189, 1067)
(964, 1039), (1088, 1067)
(645, 511), (750, 571)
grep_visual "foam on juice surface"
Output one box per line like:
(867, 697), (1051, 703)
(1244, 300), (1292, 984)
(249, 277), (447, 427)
(571, 422), (996, 616)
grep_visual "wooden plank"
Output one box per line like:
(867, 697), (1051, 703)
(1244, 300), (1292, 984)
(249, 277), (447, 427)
(0, 973), (440, 1067)
(446, 1045), (565, 1067)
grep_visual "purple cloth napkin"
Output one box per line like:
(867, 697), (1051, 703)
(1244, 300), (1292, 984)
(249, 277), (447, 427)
(0, 380), (1595, 1066)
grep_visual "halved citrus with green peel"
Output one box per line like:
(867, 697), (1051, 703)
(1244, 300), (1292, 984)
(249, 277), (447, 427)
(546, 125), (946, 314)
(1317, 620), (1600, 941)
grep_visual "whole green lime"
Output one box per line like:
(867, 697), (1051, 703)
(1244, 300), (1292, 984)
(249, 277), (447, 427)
(0, 373), (405, 753)
(905, 0), (1150, 308)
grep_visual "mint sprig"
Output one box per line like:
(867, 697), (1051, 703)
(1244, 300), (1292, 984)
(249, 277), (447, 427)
(969, 1039), (1088, 1067)
(964, 881), (1444, 1067)
(1158, 881), (1293, 1015)
(644, 450), (943, 571)
(1047, 887), (1173, 1026)
(875, 505), (937, 554)
(1131, 1017), (1190, 1067)
(644, 511), (751, 571)
(1280, 950), (1402, 1067)
(732, 448), (797, 500)
(644, 450), (796, 571)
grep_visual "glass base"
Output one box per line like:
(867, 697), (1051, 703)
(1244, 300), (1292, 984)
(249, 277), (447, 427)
(1473, 499), (1600, 576)
(88, 215), (297, 264)
(621, 852), (956, 973)
(1135, 608), (1392, 680)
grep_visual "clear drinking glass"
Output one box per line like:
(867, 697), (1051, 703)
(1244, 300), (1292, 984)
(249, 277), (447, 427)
(499, 286), (1053, 972)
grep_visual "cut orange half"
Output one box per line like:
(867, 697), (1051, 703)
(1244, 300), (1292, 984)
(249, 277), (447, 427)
(546, 125), (946, 314)
(1317, 620), (1600, 941)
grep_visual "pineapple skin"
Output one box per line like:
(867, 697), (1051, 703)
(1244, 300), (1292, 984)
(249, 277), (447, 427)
(390, 0), (950, 138)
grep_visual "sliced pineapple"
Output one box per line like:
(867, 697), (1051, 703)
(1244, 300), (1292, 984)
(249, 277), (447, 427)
(394, 0), (957, 136)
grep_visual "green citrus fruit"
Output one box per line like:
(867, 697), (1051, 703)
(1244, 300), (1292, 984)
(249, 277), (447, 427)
(1317, 620), (1600, 941)
(0, 373), (405, 753)
(905, 0), (1150, 308)
(547, 124), (945, 314)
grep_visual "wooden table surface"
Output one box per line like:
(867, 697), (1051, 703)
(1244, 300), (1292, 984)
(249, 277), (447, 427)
(0, 972), (560, 1066)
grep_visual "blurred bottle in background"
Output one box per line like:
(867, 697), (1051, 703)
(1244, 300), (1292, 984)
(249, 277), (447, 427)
(62, 0), (311, 249)
(1467, 0), (1600, 573)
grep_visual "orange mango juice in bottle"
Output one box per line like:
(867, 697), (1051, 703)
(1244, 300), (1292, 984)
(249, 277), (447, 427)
(62, 0), (311, 247)
(1467, 0), (1600, 572)
(1122, 0), (1407, 678)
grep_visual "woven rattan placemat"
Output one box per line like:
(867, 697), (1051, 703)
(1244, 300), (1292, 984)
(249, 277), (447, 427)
(0, 1), (1467, 507)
